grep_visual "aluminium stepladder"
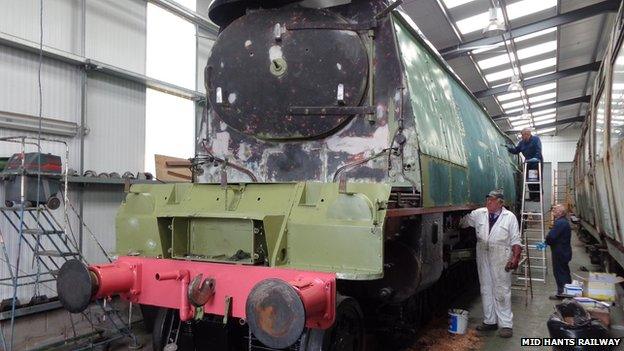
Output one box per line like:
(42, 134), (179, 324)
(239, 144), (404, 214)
(512, 161), (547, 306)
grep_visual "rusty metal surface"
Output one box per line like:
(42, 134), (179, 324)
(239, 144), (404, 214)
(188, 273), (216, 307)
(386, 204), (480, 217)
(245, 278), (306, 349)
(200, 0), (403, 185)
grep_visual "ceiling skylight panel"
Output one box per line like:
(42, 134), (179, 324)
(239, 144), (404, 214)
(508, 115), (527, 122)
(517, 41), (557, 60)
(529, 92), (557, 103)
(456, 0), (555, 35)
(532, 108), (556, 116)
(497, 92), (522, 102)
(526, 82), (557, 95)
(512, 121), (532, 129)
(442, 0), (476, 9)
(535, 127), (556, 134)
(534, 118), (556, 126)
(456, 11), (495, 35)
(505, 107), (524, 114)
(472, 42), (506, 55)
(506, 0), (556, 20)
(478, 54), (512, 70)
(531, 99), (556, 108)
(485, 68), (515, 82)
(514, 28), (557, 43)
(501, 99), (525, 109)
(533, 113), (556, 121)
(521, 58), (557, 74)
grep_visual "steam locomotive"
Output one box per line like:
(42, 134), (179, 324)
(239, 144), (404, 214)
(56, 0), (519, 349)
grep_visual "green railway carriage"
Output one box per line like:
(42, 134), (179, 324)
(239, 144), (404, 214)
(573, 3), (624, 270)
(57, 1), (520, 350)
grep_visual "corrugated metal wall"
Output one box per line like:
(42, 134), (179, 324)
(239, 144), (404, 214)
(0, 0), (147, 302)
(541, 128), (581, 165)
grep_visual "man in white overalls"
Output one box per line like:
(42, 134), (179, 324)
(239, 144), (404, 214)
(460, 190), (522, 338)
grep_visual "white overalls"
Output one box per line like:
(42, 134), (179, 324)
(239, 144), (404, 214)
(461, 207), (521, 328)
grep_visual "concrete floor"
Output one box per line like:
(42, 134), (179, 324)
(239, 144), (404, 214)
(450, 230), (623, 351)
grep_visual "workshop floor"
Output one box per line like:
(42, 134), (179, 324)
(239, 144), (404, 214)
(449, 230), (623, 351)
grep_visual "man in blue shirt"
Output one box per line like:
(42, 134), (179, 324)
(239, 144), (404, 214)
(545, 204), (572, 300)
(507, 128), (543, 201)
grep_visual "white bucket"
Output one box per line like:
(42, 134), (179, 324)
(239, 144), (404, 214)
(448, 309), (469, 334)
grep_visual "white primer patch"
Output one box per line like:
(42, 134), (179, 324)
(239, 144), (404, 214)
(336, 63), (342, 70)
(213, 131), (231, 157)
(244, 40), (252, 48)
(326, 125), (389, 154)
(228, 93), (237, 104)
(269, 45), (283, 61)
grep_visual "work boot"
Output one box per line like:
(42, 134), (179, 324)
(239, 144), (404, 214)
(549, 295), (562, 300)
(476, 323), (498, 331)
(498, 328), (513, 338)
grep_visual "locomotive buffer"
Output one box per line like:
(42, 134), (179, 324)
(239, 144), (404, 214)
(513, 160), (547, 305)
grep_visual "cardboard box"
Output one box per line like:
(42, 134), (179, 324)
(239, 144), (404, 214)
(584, 272), (624, 302)
(587, 306), (611, 327)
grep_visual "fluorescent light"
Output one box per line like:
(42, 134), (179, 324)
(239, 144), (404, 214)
(483, 6), (506, 36)
(526, 82), (557, 95)
(442, 0), (476, 9)
(529, 92), (557, 103)
(521, 57), (557, 74)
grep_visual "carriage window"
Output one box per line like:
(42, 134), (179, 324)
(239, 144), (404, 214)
(611, 49), (624, 147)
(595, 91), (606, 158)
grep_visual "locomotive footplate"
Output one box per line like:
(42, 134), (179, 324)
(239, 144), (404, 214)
(57, 257), (336, 348)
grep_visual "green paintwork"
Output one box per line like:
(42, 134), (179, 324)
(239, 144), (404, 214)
(393, 14), (518, 208)
(116, 182), (391, 279)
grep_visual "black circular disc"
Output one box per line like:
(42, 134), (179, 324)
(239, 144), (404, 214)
(206, 7), (368, 140)
(246, 278), (306, 349)
(208, 0), (301, 27)
(57, 259), (95, 313)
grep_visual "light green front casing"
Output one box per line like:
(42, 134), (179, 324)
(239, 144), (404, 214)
(116, 182), (391, 280)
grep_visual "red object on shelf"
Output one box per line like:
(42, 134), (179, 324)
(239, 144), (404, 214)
(88, 256), (336, 328)
(5, 152), (62, 173)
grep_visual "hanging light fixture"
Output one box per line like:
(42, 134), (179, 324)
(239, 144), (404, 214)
(507, 75), (522, 92)
(482, 5), (505, 36)
(521, 106), (531, 120)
